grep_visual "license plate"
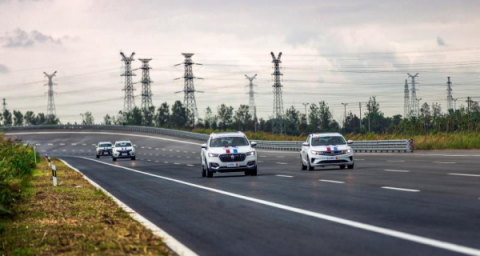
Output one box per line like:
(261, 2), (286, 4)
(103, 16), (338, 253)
(227, 163), (239, 167)
(327, 156), (336, 160)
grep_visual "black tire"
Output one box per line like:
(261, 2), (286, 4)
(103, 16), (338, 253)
(307, 156), (314, 171)
(131, 156), (136, 161)
(112, 157), (117, 161)
(301, 155), (307, 170)
(250, 167), (258, 176)
(96, 155), (100, 159)
(202, 164), (206, 177)
(245, 171), (250, 176)
(348, 163), (354, 169)
(340, 165), (346, 169)
(206, 167), (214, 178)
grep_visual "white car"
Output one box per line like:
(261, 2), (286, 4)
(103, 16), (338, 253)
(300, 133), (354, 170)
(112, 140), (136, 161)
(96, 141), (112, 158)
(201, 132), (258, 178)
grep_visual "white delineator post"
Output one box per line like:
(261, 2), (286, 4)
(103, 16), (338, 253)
(33, 146), (37, 164)
(52, 163), (57, 186)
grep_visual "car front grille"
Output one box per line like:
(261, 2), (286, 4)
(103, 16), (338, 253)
(219, 153), (247, 162)
(320, 150), (347, 156)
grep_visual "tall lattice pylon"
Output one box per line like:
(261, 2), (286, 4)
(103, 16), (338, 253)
(446, 77), (453, 111)
(120, 52), (136, 113)
(2, 98), (6, 112)
(175, 53), (202, 127)
(408, 73), (419, 116)
(44, 71), (57, 117)
(404, 79), (410, 117)
(245, 74), (257, 118)
(271, 52), (284, 134)
(139, 58), (153, 109)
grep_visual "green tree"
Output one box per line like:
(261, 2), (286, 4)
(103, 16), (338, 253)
(204, 106), (216, 129)
(2, 110), (13, 126)
(233, 105), (251, 131)
(217, 104), (234, 130)
(103, 114), (112, 125)
(13, 110), (24, 126)
(170, 101), (187, 127)
(81, 112), (95, 125)
(155, 102), (170, 127)
(24, 111), (36, 125)
(285, 106), (301, 135)
(142, 106), (156, 126)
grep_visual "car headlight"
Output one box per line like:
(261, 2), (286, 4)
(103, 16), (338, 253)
(347, 149), (352, 153)
(246, 151), (255, 156)
(311, 150), (321, 155)
(208, 153), (219, 157)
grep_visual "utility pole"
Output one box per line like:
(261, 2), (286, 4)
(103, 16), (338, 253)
(245, 74), (257, 119)
(120, 52), (136, 113)
(404, 79), (409, 117)
(359, 102), (362, 131)
(341, 103), (348, 130)
(271, 52), (284, 134)
(2, 98), (6, 112)
(44, 71), (57, 117)
(302, 103), (310, 117)
(408, 73), (419, 116)
(175, 53), (202, 128)
(446, 77), (453, 111)
(139, 58), (153, 109)
(466, 96), (472, 130)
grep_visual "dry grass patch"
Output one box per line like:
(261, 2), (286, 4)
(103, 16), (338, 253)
(0, 158), (171, 255)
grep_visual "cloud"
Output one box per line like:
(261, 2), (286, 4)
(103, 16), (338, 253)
(0, 29), (63, 48)
(0, 64), (8, 73)
(437, 36), (446, 46)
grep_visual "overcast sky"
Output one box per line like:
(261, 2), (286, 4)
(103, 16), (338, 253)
(1, 0), (480, 123)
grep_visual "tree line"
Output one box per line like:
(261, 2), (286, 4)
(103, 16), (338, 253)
(0, 110), (60, 126)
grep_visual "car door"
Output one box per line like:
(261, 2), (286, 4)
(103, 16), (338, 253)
(301, 135), (310, 162)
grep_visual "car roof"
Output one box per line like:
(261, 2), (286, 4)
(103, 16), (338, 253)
(98, 141), (112, 144)
(210, 131), (246, 138)
(310, 133), (344, 137)
(114, 141), (132, 143)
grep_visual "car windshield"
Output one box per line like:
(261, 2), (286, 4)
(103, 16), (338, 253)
(209, 137), (249, 147)
(311, 136), (346, 146)
(115, 142), (132, 147)
(99, 143), (111, 147)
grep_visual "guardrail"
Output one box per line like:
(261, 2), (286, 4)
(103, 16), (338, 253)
(1, 125), (413, 153)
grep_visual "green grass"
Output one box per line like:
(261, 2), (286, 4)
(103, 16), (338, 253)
(0, 158), (171, 255)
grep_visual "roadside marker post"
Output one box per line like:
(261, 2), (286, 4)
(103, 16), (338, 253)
(33, 146), (37, 164)
(52, 164), (57, 187)
(47, 156), (51, 168)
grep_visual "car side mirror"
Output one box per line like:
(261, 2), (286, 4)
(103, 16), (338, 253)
(302, 142), (309, 147)
(347, 140), (353, 145)
(201, 144), (207, 149)
(251, 141), (257, 148)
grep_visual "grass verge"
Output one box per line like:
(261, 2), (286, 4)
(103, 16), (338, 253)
(0, 158), (171, 255)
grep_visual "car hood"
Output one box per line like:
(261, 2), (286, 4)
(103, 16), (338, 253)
(209, 146), (252, 154)
(310, 145), (350, 151)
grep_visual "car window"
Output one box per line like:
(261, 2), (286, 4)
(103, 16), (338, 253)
(99, 143), (111, 147)
(311, 136), (346, 146)
(115, 142), (132, 147)
(209, 137), (249, 147)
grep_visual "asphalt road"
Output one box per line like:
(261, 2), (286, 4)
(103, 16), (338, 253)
(5, 130), (480, 256)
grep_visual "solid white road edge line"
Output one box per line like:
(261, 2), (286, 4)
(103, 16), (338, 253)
(59, 159), (197, 256)
(448, 173), (480, 177)
(79, 157), (480, 256)
(319, 179), (345, 184)
(276, 175), (293, 178)
(382, 186), (420, 192)
(384, 169), (410, 173)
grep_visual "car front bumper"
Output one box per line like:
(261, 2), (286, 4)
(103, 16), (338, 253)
(310, 153), (354, 166)
(207, 156), (257, 172)
(113, 151), (135, 158)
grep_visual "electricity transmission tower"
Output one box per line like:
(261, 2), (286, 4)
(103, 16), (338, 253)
(341, 103), (348, 128)
(408, 73), (419, 116)
(404, 79), (410, 117)
(44, 71), (57, 117)
(2, 98), (6, 112)
(271, 52), (284, 134)
(245, 74), (257, 118)
(446, 77), (453, 111)
(120, 52), (136, 113)
(139, 58), (153, 109)
(175, 53), (203, 127)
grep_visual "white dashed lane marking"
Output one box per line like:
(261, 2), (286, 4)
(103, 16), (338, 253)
(60, 143), (65, 146)
(72, 143), (76, 146)
(448, 173), (480, 177)
(187, 164), (194, 167)
(433, 161), (456, 164)
(174, 163), (180, 165)
(384, 169), (410, 173)
(276, 175), (293, 178)
(387, 160), (405, 163)
(382, 187), (420, 192)
(48, 143), (53, 146)
(276, 162), (288, 165)
(82, 144), (86, 146)
(319, 179), (344, 184)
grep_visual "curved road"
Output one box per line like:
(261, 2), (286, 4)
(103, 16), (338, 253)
(6, 130), (480, 256)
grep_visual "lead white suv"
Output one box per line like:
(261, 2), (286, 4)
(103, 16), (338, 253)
(201, 132), (258, 178)
(112, 141), (136, 161)
(301, 133), (354, 170)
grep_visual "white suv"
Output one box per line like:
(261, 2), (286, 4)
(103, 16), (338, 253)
(112, 141), (136, 161)
(301, 133), (354, 170)
(201, 132), (258, 178)
(96, 141), (112, 158)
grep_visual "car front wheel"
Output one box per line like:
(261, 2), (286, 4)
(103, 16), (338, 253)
(348, 163), (354, 169)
